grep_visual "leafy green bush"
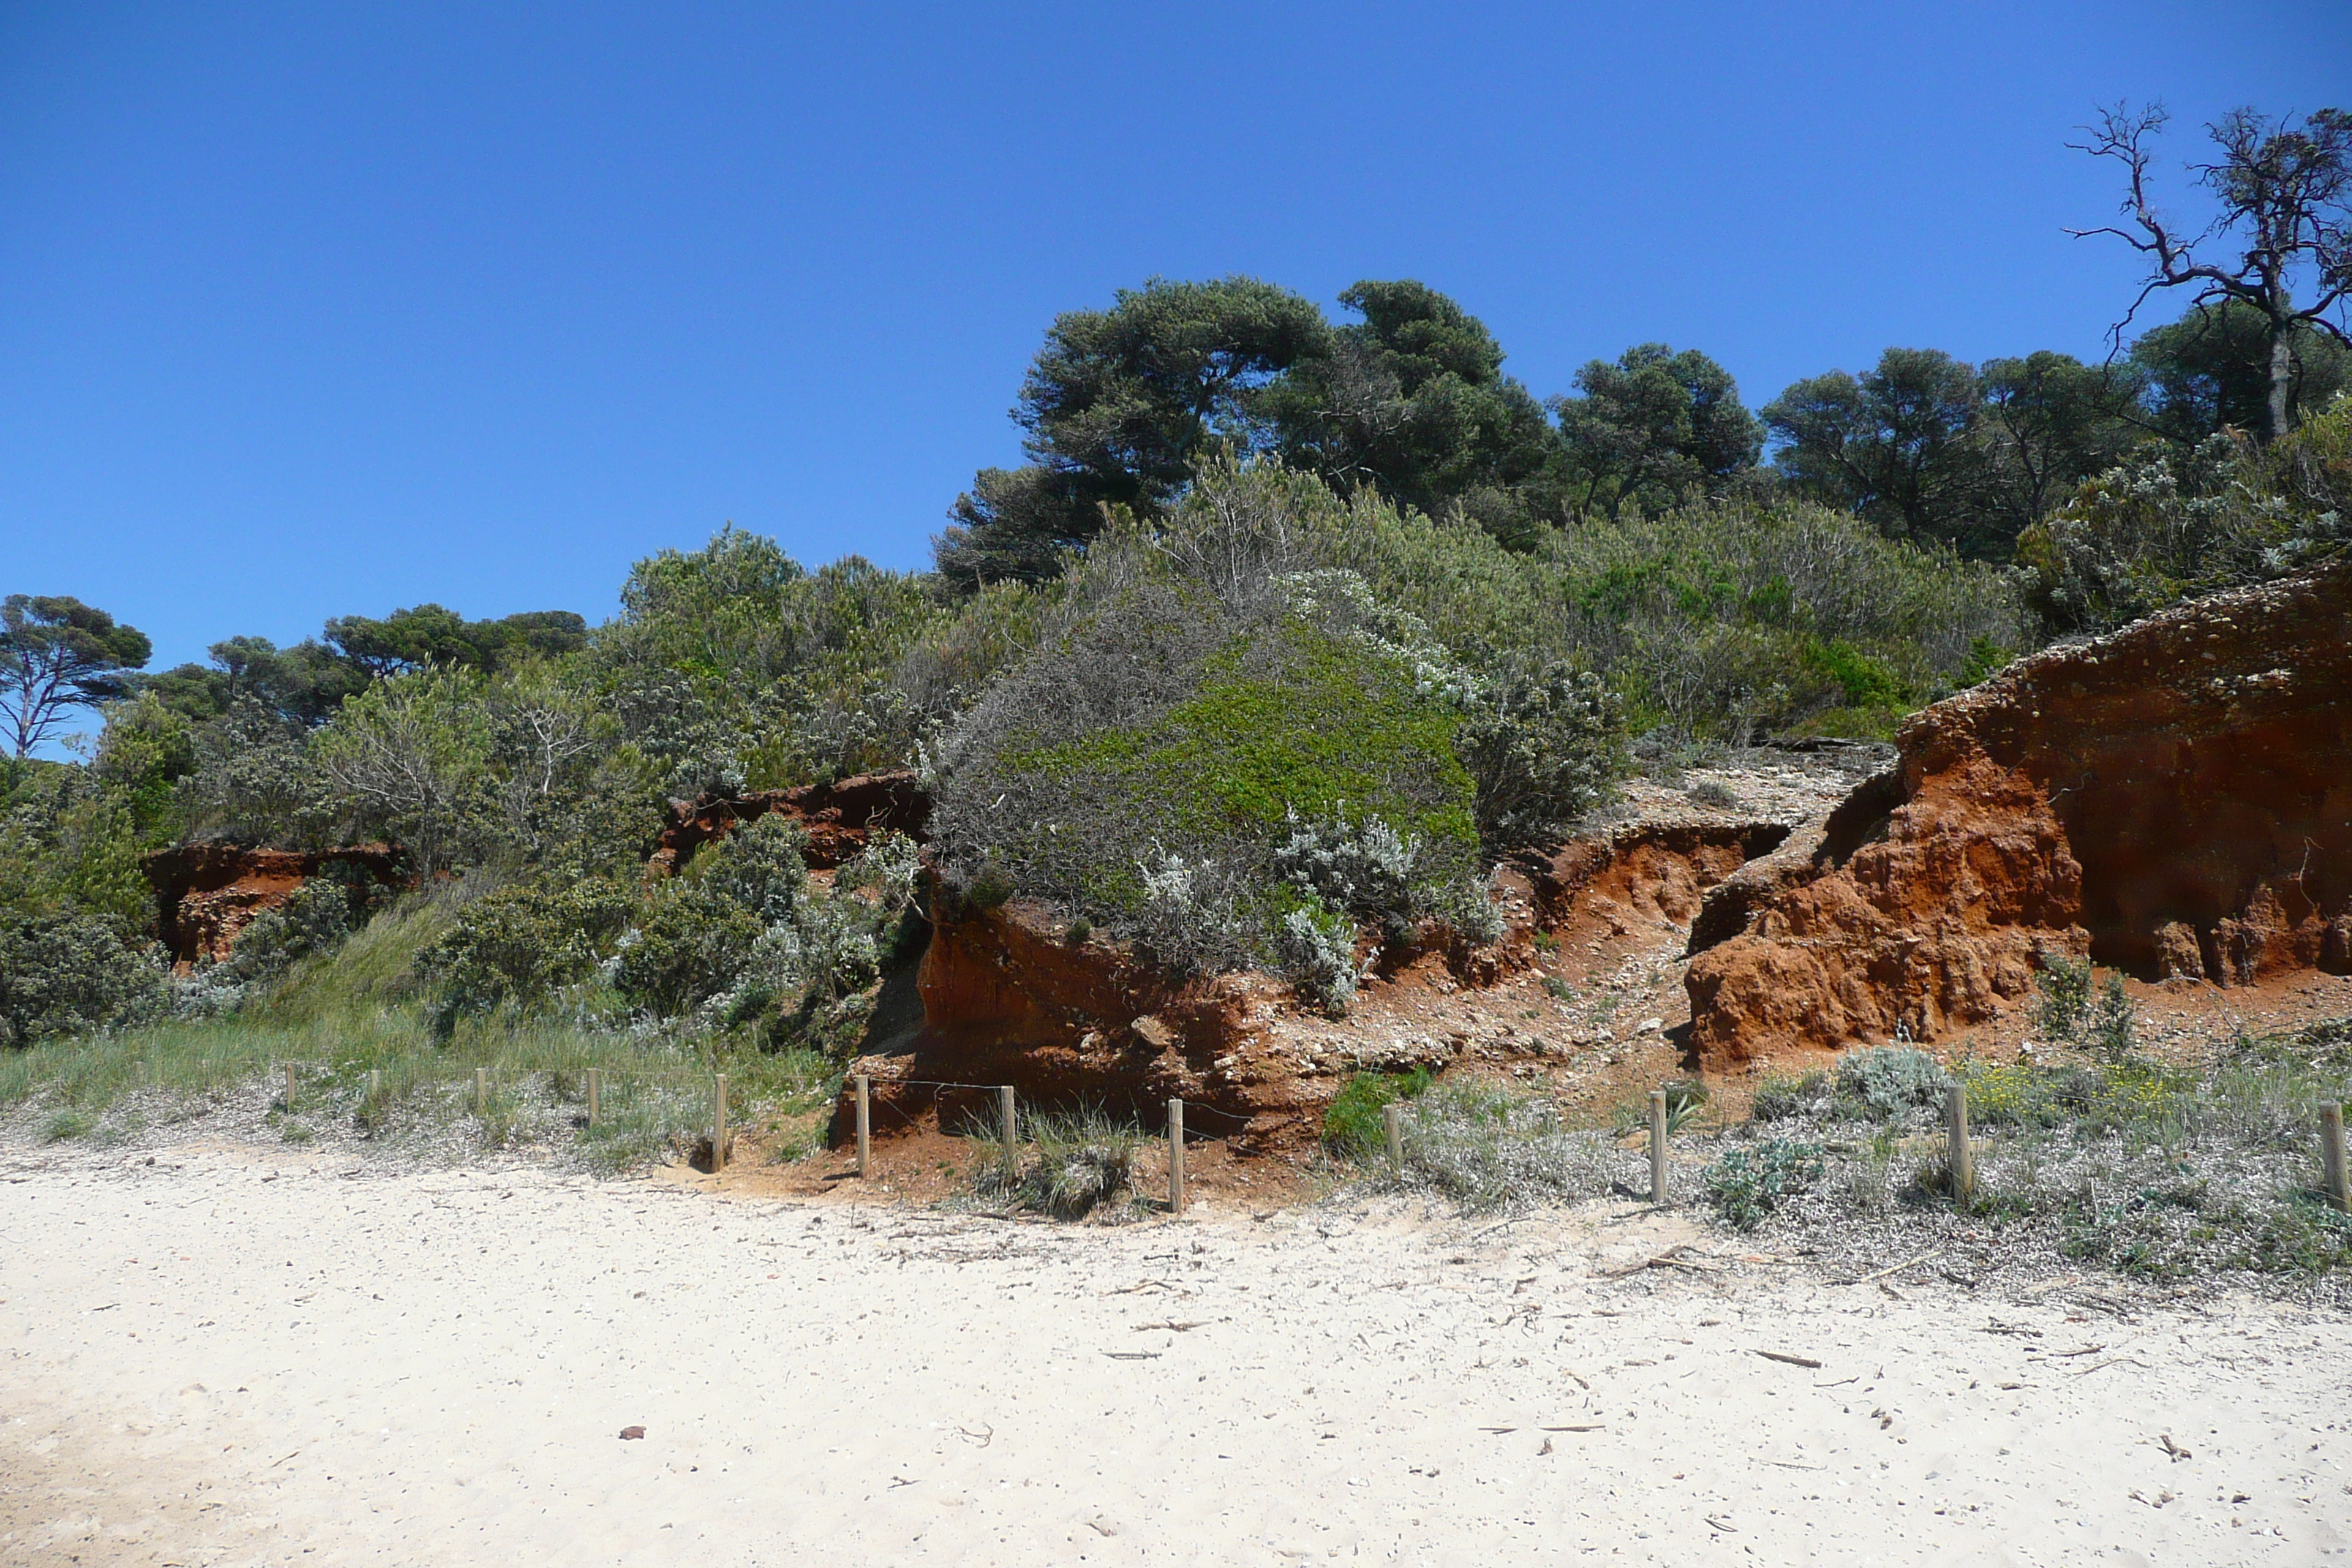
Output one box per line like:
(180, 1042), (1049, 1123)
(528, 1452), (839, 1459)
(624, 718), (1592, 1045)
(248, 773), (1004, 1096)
(934, 505), (1488, 971)
(1703, 1139), (1825, 1229)
(1835, 1046), (1952, 1118)
(2032, 952), (2138, 1058)
(2015, 420), (2345, 636)
(1322, 1066), (1433, 1154)
(2034, 949), (2093, 1039)
(229, 878), (355, 986)
(1455, 660), (1625, 850)
(0, 911), (167, 1047)
(701, 815), (808, 922)
(2084, 973), (2139, 1060)
(611, 881), (763, 1019)
(419, 881), (633, 1020)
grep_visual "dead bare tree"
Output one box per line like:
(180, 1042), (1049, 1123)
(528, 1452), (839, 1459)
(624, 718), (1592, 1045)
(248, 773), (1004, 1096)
(2070, 103), (2352, 442)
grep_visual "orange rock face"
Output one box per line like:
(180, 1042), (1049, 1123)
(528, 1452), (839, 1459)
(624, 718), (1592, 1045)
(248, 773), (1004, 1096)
(838, 895), (1290, 1147)
(1686, 559), (2352, 1064)
(649, 771), (929, 875)
(143, 843), (407, 967)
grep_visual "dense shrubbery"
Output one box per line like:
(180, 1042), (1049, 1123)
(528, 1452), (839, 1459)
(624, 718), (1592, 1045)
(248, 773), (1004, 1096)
(0, 911), (165, 1047)
(421, 881), (637, 1023)
(929, 472), (1504, 987)
(2016, 397), (2351, 633)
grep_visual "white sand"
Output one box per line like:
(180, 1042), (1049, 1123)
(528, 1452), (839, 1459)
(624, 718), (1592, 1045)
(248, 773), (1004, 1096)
(3, 1142), (2347, 1566)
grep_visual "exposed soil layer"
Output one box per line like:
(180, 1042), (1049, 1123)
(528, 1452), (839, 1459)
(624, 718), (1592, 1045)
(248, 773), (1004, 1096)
(650, 770), (929, 874)
(837, 896), (1298, 1152)
(142, 843), (407, 967)
(852, 800), (1821, 1152)
(1515, 821), (1790, 941)
(1686, 559), (2352, 1065)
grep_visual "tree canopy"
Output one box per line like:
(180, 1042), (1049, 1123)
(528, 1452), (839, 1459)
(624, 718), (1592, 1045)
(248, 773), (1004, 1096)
(1271, 279), (1559, 532)
(2072, 103), (2352, 442)
(1552, 343), (1763, 517)
(1, 595), (152, 759)
(936, 276), (1330, 587)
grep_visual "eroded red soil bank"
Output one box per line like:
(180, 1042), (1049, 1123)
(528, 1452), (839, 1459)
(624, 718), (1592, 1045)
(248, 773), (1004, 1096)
(1686, 561), (2352, 1064)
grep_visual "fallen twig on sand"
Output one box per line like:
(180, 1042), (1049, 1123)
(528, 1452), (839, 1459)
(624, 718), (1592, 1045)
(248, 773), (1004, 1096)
(1753, 1350), (1824, 1369)
(1597, 1243), (1721, 1278)
(2072, 1356), (2147, 1378)
(1830, 1251), (1939, 1286)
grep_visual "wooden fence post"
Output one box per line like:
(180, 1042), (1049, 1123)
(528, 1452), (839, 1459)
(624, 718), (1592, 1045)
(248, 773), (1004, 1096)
(1167, 1098), (1186, 1214)
(855, 1074), (871, 1177)
(1649, 1089), (1668, 1204)
(366, 1069), (381, 1102)
(475, 1067), (487, 1115)
(284, 1063), (298, 1108)
(712, 1074), (728, 1172)
(1947, 1081), (1974, 1206)
(998, 1085), (1018, 1158)
(585, 1068), (601, 1128)
(1384, 1101), (1403, 1168)
(2323, 1101), (2348, 1214)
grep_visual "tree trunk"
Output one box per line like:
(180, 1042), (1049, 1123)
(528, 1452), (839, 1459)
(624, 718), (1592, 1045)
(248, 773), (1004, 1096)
(2266, 316), (2295, 443)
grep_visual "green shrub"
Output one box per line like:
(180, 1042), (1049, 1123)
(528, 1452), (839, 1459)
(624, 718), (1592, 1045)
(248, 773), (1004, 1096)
(933, 511), (1488, 971)
(611, 881), (762, 1019)
(0, 911), (167, 1048)
(229, 878), (355, 986)
(419, 881), (633, 1020)
(2085, 972), (2139, 1060)
(1455, 660), (1625, 851)
(1703, 1139), (1825, 1229)
(1322, 1066), (1433, 1154)
(2032, 951), (2138, 1058)
(1835, 1046), (1952, 1118)
(1750, 1070), (1828, 1121)
(2034, 949), (2094, 1039)
(699, 814), (808, 922)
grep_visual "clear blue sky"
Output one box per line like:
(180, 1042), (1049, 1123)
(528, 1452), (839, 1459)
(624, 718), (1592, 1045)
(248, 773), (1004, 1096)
(4, 1), (2347, 674)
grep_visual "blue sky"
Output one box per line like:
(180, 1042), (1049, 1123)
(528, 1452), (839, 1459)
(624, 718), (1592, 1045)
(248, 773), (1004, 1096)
(4, 1), (2348, 674)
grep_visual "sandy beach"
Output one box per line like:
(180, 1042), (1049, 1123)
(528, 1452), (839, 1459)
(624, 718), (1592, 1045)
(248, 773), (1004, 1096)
(3, 1139), (2347, 1567)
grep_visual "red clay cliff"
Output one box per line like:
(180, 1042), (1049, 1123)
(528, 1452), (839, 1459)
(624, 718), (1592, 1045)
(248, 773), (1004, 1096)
(1686, 559), (2352, 1065)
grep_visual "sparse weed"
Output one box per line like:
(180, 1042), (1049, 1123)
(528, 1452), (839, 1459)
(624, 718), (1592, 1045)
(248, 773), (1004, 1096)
(1374, 1082), (1633, 1211)
(961, 1107), (1146, 1219)
(1322, 1067), (1433, 1156)
(1703, 1139), (1825, 1229)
